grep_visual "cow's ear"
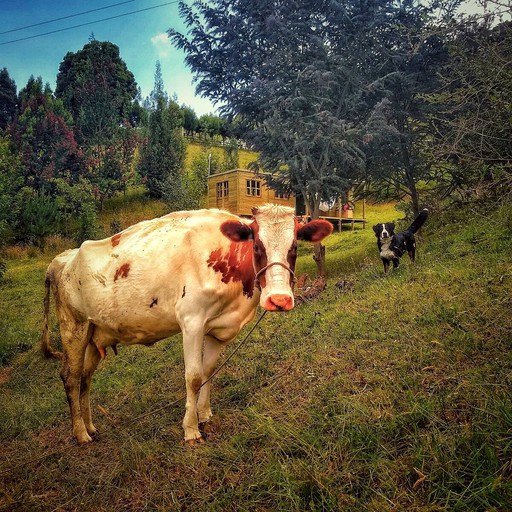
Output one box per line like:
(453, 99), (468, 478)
(297, 220), (333, 242)
(221, 220), (254, 242)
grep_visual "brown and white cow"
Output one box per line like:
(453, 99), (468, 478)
(41, 205), (332, 444)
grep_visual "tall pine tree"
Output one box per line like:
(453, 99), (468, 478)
(0, 68), (17, 131)
(139, 64), (185, 201)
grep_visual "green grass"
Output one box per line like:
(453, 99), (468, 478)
(1, 200), (512, 511)
(185, 141), (258, 170)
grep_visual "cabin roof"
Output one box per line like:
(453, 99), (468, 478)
(208, 168), (268, 178)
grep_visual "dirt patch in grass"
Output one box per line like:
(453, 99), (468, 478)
(0, 367), (12, 385)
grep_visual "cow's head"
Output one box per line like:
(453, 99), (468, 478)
(220, 205), (332, 311)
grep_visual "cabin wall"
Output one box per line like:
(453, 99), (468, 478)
(208, 172), (239, 212)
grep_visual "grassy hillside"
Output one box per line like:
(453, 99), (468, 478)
(1, 200), (511, 511)
(185, 141), (258, 170)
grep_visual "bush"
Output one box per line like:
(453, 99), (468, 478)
(74, 201), (100, 246)
(18, 192), (60, 246)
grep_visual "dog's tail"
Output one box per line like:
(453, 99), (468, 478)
(407, 208), (429, 234)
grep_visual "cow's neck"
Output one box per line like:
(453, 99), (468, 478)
(207, 241), (257, 299)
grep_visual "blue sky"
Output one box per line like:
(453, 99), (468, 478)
(0, 0), (217, 116)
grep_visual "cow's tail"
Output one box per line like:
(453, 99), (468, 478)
(407, 208), (429, 234)
(41, 273), (62, 360)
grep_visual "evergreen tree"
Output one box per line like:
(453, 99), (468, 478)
(56, 40), (138, 141)
(182, 105), (199, 136)
(198, 114), (223, 140)
(0, 68), (17, 131)
(139, 96), (186, 200)
(147, 61), (168, 111)
(55, 41), (140, 209)
(11, 76), (83, 192)
(0, 134), (23, 245)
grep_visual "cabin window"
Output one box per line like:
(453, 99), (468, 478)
(246, 179), (261, 196)
(216, 181), (229, 198)
(274, 191), (285, 199)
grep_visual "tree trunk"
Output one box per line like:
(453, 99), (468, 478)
(313, 242), (327, 277)
(404, 167), (420, 217)
(399, 132), (420, 217)
(306, 192), (327, 278)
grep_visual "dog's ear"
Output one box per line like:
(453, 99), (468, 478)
(372, 225), (380, 234)
(389, 223), (395, 232)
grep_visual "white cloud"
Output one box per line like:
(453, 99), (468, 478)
(151, 32), (170, 59)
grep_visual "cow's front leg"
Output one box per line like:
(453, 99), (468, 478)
(197, 334), (224, 425)
(182, 326), (205, 443)
(80, 342), (101, 436)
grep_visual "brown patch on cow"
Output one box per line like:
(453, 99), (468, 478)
(114, 263), (131, 281)
(207, 241), (255, 298)
(111, 233), (122, 247)
(0, 367), (13, 385)
(149, 297), (158, 308)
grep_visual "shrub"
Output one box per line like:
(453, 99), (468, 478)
(74, 201), (100, 246)
(18, 192), (60, 246)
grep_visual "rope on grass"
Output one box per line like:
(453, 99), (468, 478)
(0, 310), (268, 477)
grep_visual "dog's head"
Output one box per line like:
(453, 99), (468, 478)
(373, 222), (395, 240)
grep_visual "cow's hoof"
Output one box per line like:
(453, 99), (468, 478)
(76, 433), (93, 445)
(86, 424), (98, 436)
(184, 436), (205, 446)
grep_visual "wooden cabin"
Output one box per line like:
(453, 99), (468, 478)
(207, 169), (295, 216)
(207, 168), (366, 229)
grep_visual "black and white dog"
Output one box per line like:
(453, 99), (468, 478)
(373, 209), (429, 273)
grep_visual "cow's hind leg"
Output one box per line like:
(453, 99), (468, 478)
(60, 320), (94, 444)
(80, 341), (101, 437)
(197, 334), (224, 426)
